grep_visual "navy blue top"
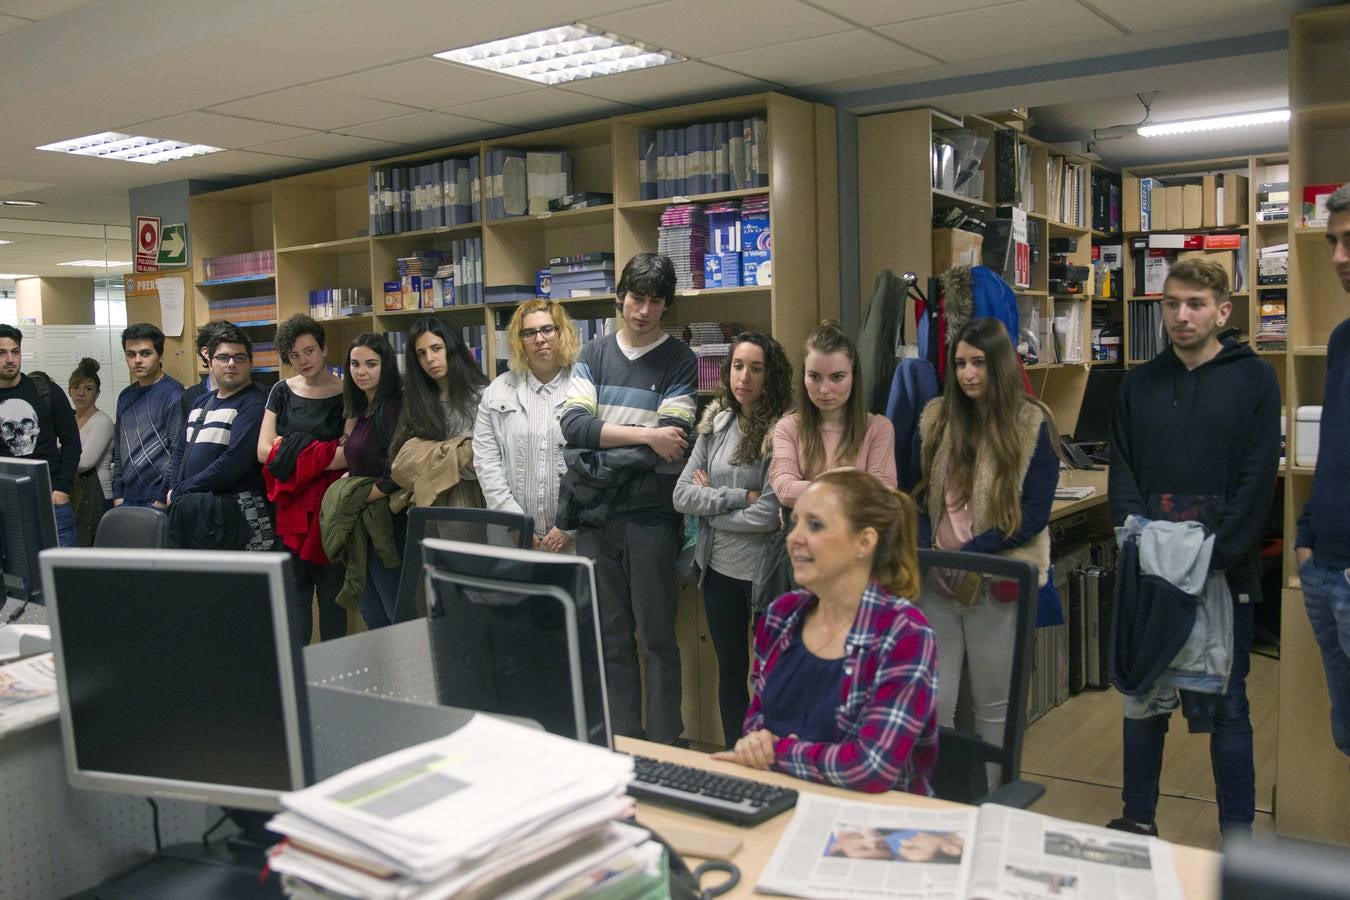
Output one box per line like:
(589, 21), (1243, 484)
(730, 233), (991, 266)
(1298, 319), (1350, 568)
(760, 628), (845, 743)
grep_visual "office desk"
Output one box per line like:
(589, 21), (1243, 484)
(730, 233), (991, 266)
(1051, 466), (1110, 521)
(618, 737), (1221, 900)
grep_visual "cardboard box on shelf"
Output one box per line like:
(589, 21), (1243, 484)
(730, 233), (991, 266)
(932, 228), (984, 274)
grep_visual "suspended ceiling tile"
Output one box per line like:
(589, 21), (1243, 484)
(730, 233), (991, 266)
(706, 30), (935, 87)
(318, 58), (538, 110)
(559, 61), (772, 106)
(117, 112), (317, 150)
(876, 0), (1123, 63)
(207, 86), (423, 132)
(338, 111), (501, 148)
(248, 132), (413, 163)
(167, 150), (315, 179)
(0, 1), (100, 19)
(440, 88), (634, 127)
(1078, 0), (1306, 33)
(589, 0), (853, 58)
(0, 13), (27, 34)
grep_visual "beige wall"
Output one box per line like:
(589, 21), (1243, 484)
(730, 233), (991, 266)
(11, 276), (95, 326)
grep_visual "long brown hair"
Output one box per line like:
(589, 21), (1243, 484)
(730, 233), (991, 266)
(798, 321), (868, 476)
(916, 317), (1058, 537)
(812, 469), (921, 599)
(717, 332), (793, 466)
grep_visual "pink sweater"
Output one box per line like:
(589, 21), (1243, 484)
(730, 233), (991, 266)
(769, 413), (897, 507)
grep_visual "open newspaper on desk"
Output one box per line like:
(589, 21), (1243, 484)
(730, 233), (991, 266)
(759, 794), (1183, 900)
(267, 714), (664, 900)
(0, 651), (59, 737)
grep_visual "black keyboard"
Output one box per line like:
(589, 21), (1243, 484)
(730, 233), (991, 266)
(627, 755), (798, 827)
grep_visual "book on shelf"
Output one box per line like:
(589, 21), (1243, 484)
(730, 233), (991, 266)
(547, 191), (612, 212)
(548, 252), (614, 266)
(203, 249), (275, 281)
(369, 157), (478, 236)
(643, 116), (768, 199)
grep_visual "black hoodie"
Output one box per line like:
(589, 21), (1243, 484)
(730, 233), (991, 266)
(1108, 340), (1281, 600)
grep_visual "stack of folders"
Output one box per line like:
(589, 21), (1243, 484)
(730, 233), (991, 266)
(267, 716), (663, 900)
(638, 116), (769, 200)
(658, 204), (708, 291)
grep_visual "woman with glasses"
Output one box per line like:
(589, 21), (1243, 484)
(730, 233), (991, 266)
(472, 300), (581, 552)
(257, 314), (348, 643)
(394, 316), (489, 508)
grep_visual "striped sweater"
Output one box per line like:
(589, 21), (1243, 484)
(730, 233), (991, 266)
(559, 333), (696, 512)
(173, 383), (267, 497)
(112, 374), (184, 503)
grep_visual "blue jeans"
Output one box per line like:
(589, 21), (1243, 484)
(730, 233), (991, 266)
(119, 498), (161, 508)
(1122, 590), (1255, 831)
(1300, 558), (1350, 757)
(53, 501), (76, 548)
(357, 537), (401, 630)
(702, 567), (753, 749)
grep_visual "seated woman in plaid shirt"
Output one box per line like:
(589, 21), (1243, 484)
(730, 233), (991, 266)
(712, 468), (938, 794)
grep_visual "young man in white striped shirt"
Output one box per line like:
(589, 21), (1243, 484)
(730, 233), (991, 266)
(559, 253), (697, 744)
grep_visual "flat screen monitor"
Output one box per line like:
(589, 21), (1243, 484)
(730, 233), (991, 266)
(1073, 366), (1126, 445)
(0, 458), (58, 606)
(1222, 833), (1350, 899)
(421, 538), (611, 749)
(41, 548), (312, 812)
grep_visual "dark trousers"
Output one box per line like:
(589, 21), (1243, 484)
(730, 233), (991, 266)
(1122, 593), (1256, 831)
(703, 567), (753, 749)
(292, 555), (346, 644)
(358, 537), (402, 630)
(577, 515), (683, 744)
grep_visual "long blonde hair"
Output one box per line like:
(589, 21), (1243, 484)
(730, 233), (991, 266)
(798, 321), (868, 476)
(916, 318), (1058, 537)
(505, 299), (581, 375)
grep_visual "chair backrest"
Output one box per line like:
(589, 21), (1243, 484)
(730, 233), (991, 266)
(391, 506), (534, 623)
(93, 506), (170, 549)
(916, 548), (1038, 804)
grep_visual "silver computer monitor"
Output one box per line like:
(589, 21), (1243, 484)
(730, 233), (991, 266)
(420, 538), (612, 749)
(41, 548), (312, 812)
(0, 458), (58, 607)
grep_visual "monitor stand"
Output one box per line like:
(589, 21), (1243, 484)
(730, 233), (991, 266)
(91, 810), (282, 899)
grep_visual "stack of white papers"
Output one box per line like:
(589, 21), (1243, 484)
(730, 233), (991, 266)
(267, 715), (654, 900)
(0, 651), (59, 738)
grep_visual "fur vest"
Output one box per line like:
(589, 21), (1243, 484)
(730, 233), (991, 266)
(918, 397), (1052, 585)
(695, 399), (776, 456)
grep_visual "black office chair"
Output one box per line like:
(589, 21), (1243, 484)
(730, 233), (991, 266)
(391, 506), (534, 623)
(916, 548), (1043, 809)
(93, 506), (170, 548)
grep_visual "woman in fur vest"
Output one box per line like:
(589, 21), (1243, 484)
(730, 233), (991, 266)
(674, 331), (794, 748)
(914, 317), (1060, 772)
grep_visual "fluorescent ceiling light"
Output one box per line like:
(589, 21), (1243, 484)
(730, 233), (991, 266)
(59, 259), (132, 268)
(1, 199), (43, 208)
(436, 23), (683, 85)
(0, 273), (34, 279)
(1138, 109), (1289, 137)
(0, 240), (10, 245)
(36, 131), (223, 164)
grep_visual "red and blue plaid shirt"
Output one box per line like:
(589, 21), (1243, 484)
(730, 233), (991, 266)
(744, 582), (938, 795)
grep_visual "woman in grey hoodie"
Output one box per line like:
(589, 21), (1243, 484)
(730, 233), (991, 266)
(674, 331), (793, 748)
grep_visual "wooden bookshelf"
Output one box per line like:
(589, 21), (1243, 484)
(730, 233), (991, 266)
(183, 91), (838, 749)
(1276, 3), (1350, 848)
(857, 109), (1099, 432)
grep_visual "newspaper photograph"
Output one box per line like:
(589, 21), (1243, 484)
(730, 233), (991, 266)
(0, 651), (59, 737)
(758, 792), (979, 899)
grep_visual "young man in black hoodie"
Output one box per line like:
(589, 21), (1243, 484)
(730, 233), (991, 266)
(1295, 181), (1350, 758)
(1108, 256), (1280, 839)
(0, 324), (81, 547)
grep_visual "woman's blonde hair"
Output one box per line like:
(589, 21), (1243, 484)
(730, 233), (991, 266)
(506, 299), (581, 375)
(812, 468), (921, 599)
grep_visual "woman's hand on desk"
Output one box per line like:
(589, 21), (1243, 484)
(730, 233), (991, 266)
(711, 729), (786, 770)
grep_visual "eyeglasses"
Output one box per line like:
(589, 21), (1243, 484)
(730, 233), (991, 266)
(212, 353), (251, 365)
(520, 324), (558, 341)
(287, 345), (320, 363)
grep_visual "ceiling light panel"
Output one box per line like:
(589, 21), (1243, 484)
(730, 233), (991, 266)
(58, 259), (132, 267)
(36, 131), (223, 164)
(0, 274), (34, 279)
(436, 24), (683, 85)
(1138, 109), (1289, 137)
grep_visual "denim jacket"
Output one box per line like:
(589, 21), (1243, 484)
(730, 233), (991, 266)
(472, 367), (571, 521)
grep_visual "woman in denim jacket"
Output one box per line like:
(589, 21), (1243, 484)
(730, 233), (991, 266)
(472, 299), (580, 552)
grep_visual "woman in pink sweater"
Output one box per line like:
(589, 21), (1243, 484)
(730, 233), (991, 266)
(770, 320), (897, 508)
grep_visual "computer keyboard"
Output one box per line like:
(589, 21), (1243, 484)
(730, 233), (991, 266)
(627, 755), (798, 827)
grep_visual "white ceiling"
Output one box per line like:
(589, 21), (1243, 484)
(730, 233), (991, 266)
(0, 0), (1334, 277)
